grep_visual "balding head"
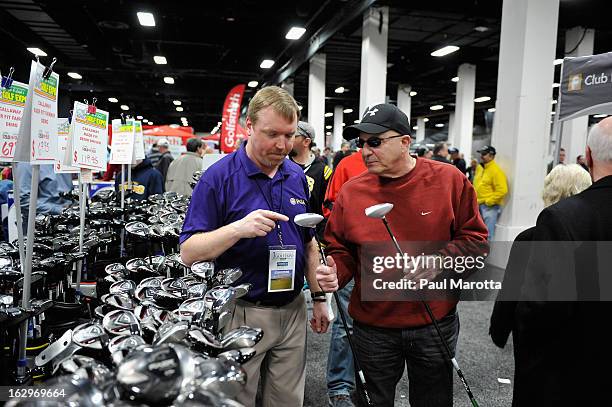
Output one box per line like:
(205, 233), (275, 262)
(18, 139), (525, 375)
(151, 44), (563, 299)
(586, 116), (612, 181)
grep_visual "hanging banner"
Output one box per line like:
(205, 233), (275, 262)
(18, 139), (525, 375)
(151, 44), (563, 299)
(558, 51), (612, 121)
(133, 120), (145, 162)
(14, 60), (59, 163)
(68, 100), (109, 171)
(54, 118), (79, 173)
(109, 119), (135, 164)
(0, 80), (28, 162)
(220, 84), (245, 153)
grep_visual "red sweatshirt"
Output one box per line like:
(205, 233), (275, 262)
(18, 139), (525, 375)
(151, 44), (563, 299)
(323, 151), (367, 218)
(324, 158), (488, 328)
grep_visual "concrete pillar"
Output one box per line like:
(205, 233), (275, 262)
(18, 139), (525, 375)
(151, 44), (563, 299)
(332, 105), (344, 151)
(447, 113), (456, 146)
(281, 78), (294, 96)
(397, 84), (412, 122)
(416, 117), (425, 142)
(308, 53), (326, 150)
(454, 63), (476, 161)
(489, 0), (560, 266)
(359, 6), (389, 117)
(561, 27), (595, 164)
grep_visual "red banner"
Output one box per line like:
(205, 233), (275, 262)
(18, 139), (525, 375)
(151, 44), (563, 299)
(220, 84), (246, 153)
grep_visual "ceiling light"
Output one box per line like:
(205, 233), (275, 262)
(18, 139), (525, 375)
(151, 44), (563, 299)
(552, 83), (560, 88)
(326, 132), (331, 136)
(173, 100), (181, 106)
(153, 56), (167, 64)
(594, 114), (608, 118)
(285, 27), (306, 40)
(431, 45), (459, 57)
(176, 107), (184, 112)
(343, 108), (353, 114)
(260, 59), (274, 69)
(183, 123), (189, 126)
(163, 77), (174, 84)
(554, 59), (563, 66)
(180, 117), (187, 121)
(474, 26), (489, 32)
(324, 112), (333, 117)
(67, 72), (82, 79)
(325, 125), (332, 129)
(148, 122), (154, 125)
(354, 120), (360, 124)
(108, 97), (118, 103)
(120, 105), (129, 111)
(423, 118), (430, 122)
(27, 47), (46, 56)
(488, 108), (496, 112)
(474, 96), (491, 103)
(410, 91), (417, 97)
(136, 115), (143, 119)
(334, 86), (345, 94)
(298, 105), (303, 110)
(435, 123), (444, 128)
(451, 77), (459, 83)
(137, 12), (155, 27)
(430, 105), (444, 111)
(551, 111), (556, 115)
(412, 126), (418, 130)
(552, 100), (557, 104)
(248, 81), (258, 88)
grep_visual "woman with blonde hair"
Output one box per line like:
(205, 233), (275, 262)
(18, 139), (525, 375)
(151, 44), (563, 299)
(542, 164), (592, 207)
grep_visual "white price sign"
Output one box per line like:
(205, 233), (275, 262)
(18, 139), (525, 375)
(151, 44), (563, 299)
(67, 101), (109, 171)
(133, 120), (145, 162)
(0, 80), (28, 162)
(109, 119), (135, 164)
(54, 118), (79, 173)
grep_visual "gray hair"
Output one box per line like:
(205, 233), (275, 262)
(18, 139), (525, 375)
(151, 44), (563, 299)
(587, 122), (612, 162)
(542, 164), (592, 207)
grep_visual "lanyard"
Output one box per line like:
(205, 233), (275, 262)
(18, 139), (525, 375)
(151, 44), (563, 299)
(254, 176), (285, 247)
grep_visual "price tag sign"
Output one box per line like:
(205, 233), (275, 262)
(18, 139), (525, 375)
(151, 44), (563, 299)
(109, 119), (134, 164)
(68, 101), (109, 171)
(54, 118), (79, 173)
(0, 80), (28, 162)
(80, 168), (93, 183)
(13, 61), (59, 164)
(133, 120), (145, 162)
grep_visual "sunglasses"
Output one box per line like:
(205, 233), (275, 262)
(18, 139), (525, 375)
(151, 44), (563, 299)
(356, 134), (404, 148)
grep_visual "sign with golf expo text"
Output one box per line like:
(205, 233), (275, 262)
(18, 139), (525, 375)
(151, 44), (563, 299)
(68, 101), (109, 171)
(220, 84), (245, 153)
(0, 79), (28, 162)
(109, 119), (135, 164)
(133, 120), (145, 162)
(54, 118), (78, 173)
(558, 51), (612, 121)
(13, 60), (59, 164)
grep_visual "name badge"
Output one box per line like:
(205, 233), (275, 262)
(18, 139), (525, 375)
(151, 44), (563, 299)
(268, 245), (296, 292)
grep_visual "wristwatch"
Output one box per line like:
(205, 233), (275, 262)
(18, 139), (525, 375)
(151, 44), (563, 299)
(310, 291), (326, 302)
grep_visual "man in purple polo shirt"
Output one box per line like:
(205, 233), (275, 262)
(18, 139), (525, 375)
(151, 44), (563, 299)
(180, 86), (330, 407)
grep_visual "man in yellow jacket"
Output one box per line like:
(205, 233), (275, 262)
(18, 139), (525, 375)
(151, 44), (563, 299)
(474, 145), (508, 240)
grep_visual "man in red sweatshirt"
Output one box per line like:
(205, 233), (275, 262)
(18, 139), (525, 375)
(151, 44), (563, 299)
(316, 103), (487, 407)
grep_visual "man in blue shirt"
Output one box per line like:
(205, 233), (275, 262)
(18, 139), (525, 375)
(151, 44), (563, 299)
(181, 86), (330, 407)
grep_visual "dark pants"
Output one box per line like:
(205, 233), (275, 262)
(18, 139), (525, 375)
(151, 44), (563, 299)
(353, 310), (459, 407)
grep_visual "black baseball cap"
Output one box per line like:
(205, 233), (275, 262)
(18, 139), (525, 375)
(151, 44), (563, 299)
(448, 147), (459, 154)
(477, 145), (496, 155)
(296, 121), (315, 139)
(343, 103), (411, 140)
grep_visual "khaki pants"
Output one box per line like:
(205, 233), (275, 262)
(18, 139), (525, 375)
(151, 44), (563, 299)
(229, 293), (307, 407)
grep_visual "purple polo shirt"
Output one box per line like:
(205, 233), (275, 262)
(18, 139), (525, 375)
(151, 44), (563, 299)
(180, 145), (314, 304)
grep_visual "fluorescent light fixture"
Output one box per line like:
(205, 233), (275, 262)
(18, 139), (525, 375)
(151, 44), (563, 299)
(451, 76), (459, 83)
(552, 100), (557, 104)
(137, 12), (155, 27)
(285, 27), (306, 40)
(551, 111), (556, 115)
(354, 120), (360, 124)
(67, 72), (82, 79)
(180, 117), (187, 121)
(474, 96), (491, 103)
(435, 123), (444, 128)
(423, 118), (430, 122)
(554, 59), (563, 66)
(260, 59), (274, 69)
(298, 105), (303, 110)
(173, 100), (181, 106)
(182, 123), (189, 126)
(343, 108), (353, 114)
(325, 125), (332, 129)
(148, 122), (154, 125)
(248, 81), (258, 88)
(163, 76), (174, 84)
(334, 86), (345, 94)
(27, 47), (47, 56)
(120, 105), (129, 111)
(474, 26), (489, 32)
(488, 108), (496, 112)
(136, 115), (143, 119)
(342, 123), (345, 127)
(108, 97), (118, 103)
(412, 126), (418, 130)
(430, 105), (444, 111)
(552, 83), (560, 88)
(594, 114), (607, 118)
(326, 132), (332, 136)
(153, 55), (167, 64)
(431, 45), (459, 57)
(176, 106), (184, 112)
(410, 91), (417, 97)
(324, 112), (333, 117)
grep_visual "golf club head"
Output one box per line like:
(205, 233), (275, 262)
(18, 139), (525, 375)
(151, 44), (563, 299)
(108, 334), (146, 354)
(72, 322), (109, 350)
(58, 355), (113, 387)
(126, 258), (149, 272)
(187, 282), (208, 298)
(218, 347), (257, 364)
(104, 294), (136, 311)
(197, 358), (247, 398)
(35, 329), (74, 367)
(103, 310), (141, 336)
(105, 263), (128, 278)
(294, 213), (324, 228)
(154, 321), (190, 345)
(125, 221), (149, 238)
(177, 298), (207, 323)
(188, 328), (222, 355)
(109, 280), (136, 297)
(217, 311), (233, 333)
(191, 261), (215, 281)
(221, 326), (264, 350)
(161, 277), (189, 298)
(365, 203), (394, 219)
(214, 268), (243, 286)
(154, 308), (180, 326)
(154, 290), (184, 310)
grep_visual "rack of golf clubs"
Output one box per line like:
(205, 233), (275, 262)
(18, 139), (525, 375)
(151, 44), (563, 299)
(1, 171), (266, 406)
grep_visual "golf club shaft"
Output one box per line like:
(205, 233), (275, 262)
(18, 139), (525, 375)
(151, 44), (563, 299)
(313, 235), (373, 406)
(381, 218), (480, 407)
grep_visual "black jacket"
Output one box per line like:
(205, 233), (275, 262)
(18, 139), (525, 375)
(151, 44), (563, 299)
(453, 158), (467, 175)
(508, 175), (612, 406)
(431, 155), (451, 164)
(115, 158), (164, 200)
(155, 151), (174, 184)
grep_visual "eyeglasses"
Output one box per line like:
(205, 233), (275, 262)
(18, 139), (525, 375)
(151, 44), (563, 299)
(356, 135), (404, 148)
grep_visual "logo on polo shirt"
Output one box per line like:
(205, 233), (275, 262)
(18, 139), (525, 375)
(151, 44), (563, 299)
(289, 197), (306, 206)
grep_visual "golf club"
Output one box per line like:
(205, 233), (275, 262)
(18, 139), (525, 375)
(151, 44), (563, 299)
(365, 203), (480, 407)
(293, 213), (373, 407)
